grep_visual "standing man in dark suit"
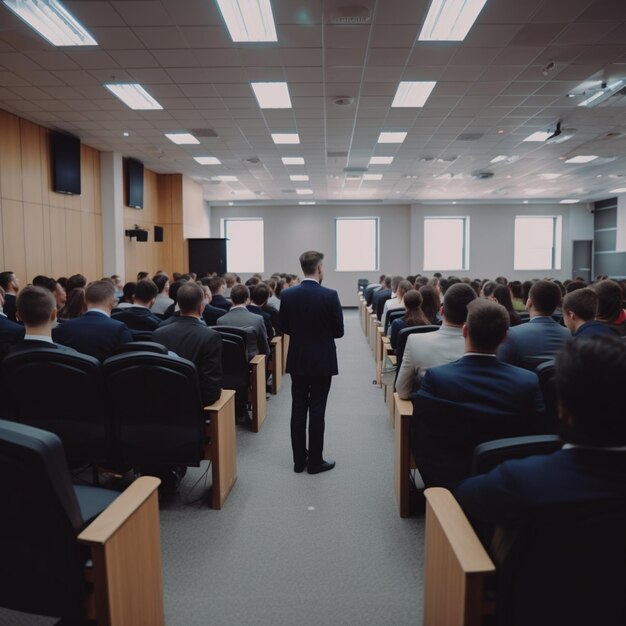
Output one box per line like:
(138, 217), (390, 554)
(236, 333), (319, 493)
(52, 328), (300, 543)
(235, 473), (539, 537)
(279, 251), (344, 475)
(52, 280), (133, 360)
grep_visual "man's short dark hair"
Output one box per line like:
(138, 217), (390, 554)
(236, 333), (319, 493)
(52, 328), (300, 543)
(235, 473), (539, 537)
(0, 271), (14, 290)
(299, 250), (324, 276)
(66, 274), (87, 294)
(137, 271), (149, 281)
(168, 280), (186, 303)
(529, 280), (562, 315)
(153, 274), (169, 294)
(208, 276), (225, 294)
(85, 280), (115, 305)
(565, 280), (587, 294)
(177, 282), (204, 314)
(442, 283), (477, 325)
(563, 288), (597, 322)
(383, 275), (392, 288)
(466, 299), (510, 352)
(16, 286), (55, 326)
(122, 282), (136, 303)
(556, 335), (626, 446)
(134, 279), (158, 303)
(230, 284), (249, 305)
(590, 280), (623, 323)
(251, 282), (270, 306)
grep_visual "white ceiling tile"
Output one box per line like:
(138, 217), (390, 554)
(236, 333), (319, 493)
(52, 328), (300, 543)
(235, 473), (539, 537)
(179, 27), (232, 48)
(370, 25), (418, 48)
(90, 27), (145, 49)
(111, 1), (173, 26)
(152, 50), (200, 67)
(133, 27), (188, 49)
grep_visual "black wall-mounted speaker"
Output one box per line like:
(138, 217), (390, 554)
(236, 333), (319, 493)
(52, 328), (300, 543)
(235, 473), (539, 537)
(154, 225), (164, 242)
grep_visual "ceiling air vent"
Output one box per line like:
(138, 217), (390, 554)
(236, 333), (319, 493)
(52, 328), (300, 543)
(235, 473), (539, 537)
(457, 133), (484, 141)
(188, 128), (218, 138)
(330, 6), (371, 24)
(471, 171), (495, 180)
(344, 166), (368, 173)
(328, 151), (349, 158)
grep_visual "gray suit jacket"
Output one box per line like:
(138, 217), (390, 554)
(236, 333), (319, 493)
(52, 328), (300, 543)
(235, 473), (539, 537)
(217, 306), (270, 358)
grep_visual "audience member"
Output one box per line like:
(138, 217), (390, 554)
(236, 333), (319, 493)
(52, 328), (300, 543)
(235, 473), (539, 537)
(491, 284), (522, 327)
(222, 273), (237, 298)
(562, 288), (615, 338)
(153, 282), (223, 406)
(395, 283), (477, 399)
(372, 275), (392, 320)
(590, 279), (626, 336)
(53, 280), (133, 360)
(497, 280), (569, 366)
(116, 282), (136, 309)
(217, 284), (270, 359)
(151, 274), (174, 315)
(65, 274), (87, 297)
(389, 289), (430, 350)
(418, 285), (441, 325)
(0, 272), (20, 321)
(381, 279), (412, 329)
(208, 276), (232, 312)
(58, 287), (87, 320)
(112, 279), (161, 331)
(0, 285), (25, 356)
(508, 280), (526, 311)
(247, 283), (275, 339)
(410, 299), (544, 489)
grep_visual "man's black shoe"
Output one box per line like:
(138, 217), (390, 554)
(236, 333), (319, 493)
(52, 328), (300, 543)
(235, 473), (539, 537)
(294, 462), (306, 473)
(307, 460), (335, 475)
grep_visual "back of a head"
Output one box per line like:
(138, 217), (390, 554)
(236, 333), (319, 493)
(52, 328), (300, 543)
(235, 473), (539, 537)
(85, 280), (115, 306)
(168, 280), (186, 303)
(208, 275), (224, 295)
(481, 281), (498, 298)
(251, 282), (270, 306)
(391, 275), (404, 292)
(590, 280), (623, 323)
(495, 276), (508, 286)
(565, 280), (587, 294)
(66, 274), (87, 294)
(509, 280), (523, 299)
(122, 282), (136, 303)
(177, 282), (204, 315)
(529, 280), (562, 315)
(134, 279), (158, 304)
(403, 289), (422, 311)
(418, 285), (440, 321)
(245, 276), (260, 287)
(443, 283), (477, 325)
(466, 299), (510, 353)
(153, 274), (169, 295)
(16, 286), (55, 327)
(383, 275), (392, 289)
(563, 288), (597, 322)
(230, 283), (249, 305)
(397, 280), (412, 297)
(0, 271), (14, 291)
(299, 250), (323, 276)
(137, 271), (149, 281)
(493, 284), (514, 312)
(61, 287), (87, 319)
(556, 335), (626, 446)
(223, 272), (236, 287)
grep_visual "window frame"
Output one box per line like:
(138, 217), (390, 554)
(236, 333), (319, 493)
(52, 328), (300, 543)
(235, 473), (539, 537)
(220, 217), (265, 273)
(513, 215), (562, 271)
(334, 216), (380, 272)
(423, 216), (470, 271)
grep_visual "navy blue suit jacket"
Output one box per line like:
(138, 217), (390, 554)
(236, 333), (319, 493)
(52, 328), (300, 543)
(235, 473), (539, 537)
(0, 315), (25, 356)
(279, 280), (343, 377)
(210, 294), (232, 312)
(574, 320), (616, 338)
(112, 306), (162, 331)
(411, 354), (545, 489)
(52, 311), (133, 361)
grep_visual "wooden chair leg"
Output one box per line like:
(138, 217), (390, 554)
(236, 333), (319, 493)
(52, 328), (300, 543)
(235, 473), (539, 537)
(249, 355), (267, 433)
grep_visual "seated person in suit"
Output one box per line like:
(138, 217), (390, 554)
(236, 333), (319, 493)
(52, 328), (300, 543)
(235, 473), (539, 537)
(411, 299), (544, 490)
(112, 279), (162, 331)
(389, 289), (430, 350)
(153, 282), (223, 406)
(363, 275), (386, 306)
(52, 280), (133, 360)
(0, 285), (25, 357)
(247, 283), (275, 339)
(9, 286), (76, 353)
(217, 284), (270, 359)
(454, 333), (626, 538)
(562, 287), (615, 338)
(395, 283), (477, 399)
(497, 280), (570, 366)
(208, 276), (232, 312)
(0, 271), (20, 322)
(382, 279), (412, 331)
(113, 281), (137, 311)
(591, 279), (626, 336)
(372, 275), (392, 320)
(150, 274), (174, 316)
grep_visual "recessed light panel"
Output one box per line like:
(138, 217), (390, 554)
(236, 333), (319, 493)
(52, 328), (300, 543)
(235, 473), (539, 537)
(391, 81), (436, 108)
(165, 133), (200, 145)
(282, 157), (305, 165)
(560, 199), (579, 204)
(363, 174), (383, 180)
(216, 0), (277, 42)
(295, 188), (313, 195)
(212, 175), (238, 182)
(378, 132), (407, 144)
(523, 131), (552, 142)
(272, 133), (300, 144)
(565, 155), (598, 164)
(490, 155), (507, 164)
(419, 0), (488, 41)
(2, 0), (97, 46)
(105, 83), (162, 110)
(251, 82), (292, 109)
(369, 156), (394, 165)
(289, 175), (309, 181)
(610, 187), (626, 193)
(299, 201), (316, 205)
(194, 156), (222, 165)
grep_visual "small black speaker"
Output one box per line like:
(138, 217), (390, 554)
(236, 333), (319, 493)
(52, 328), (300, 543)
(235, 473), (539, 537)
(154, 225), (164, 242)
(136, 229), (148, 242)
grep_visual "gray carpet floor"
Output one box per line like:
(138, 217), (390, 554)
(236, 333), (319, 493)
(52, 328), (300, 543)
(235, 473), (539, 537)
(0, 310), (425, 625)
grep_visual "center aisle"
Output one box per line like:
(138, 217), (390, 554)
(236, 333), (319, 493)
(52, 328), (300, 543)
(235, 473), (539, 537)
(160, 310), (425, 626)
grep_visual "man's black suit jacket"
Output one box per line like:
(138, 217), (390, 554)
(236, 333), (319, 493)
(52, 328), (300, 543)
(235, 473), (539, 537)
(3, 294), (17, 322)
(52, 310), (133, 361)
(0, 315), (25, 358)
(279, 280), (343, 377)
(247, 304), (274, 339)
(112, 306), (162, 331)
(210, 294), (232, 312)
(152, 316), (223, 406)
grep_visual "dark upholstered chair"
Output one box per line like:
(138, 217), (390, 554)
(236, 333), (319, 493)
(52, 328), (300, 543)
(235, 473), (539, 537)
(384, 307), (405, 334)
(0, 420), (163, 624)
(357, 278), (369, 293)
(1, 347), (110, 464)
(534, 360), (558, 431)
(375, 292), (391, 320)
(110, 340), (168, 356)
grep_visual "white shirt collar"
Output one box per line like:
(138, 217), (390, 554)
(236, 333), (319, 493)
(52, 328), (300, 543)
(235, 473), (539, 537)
(563, 443), (626, 452)
(302, 277), (319, 283)
(87, 307), (109, 317)
(24, 334), (53, 343)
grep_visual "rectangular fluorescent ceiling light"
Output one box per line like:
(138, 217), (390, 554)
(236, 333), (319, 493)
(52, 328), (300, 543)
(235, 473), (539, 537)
(296, 188), (313, 195)
(392, 81), (436, 108)
(363, 174), (383, 180)
(565, 155), (598, 164)
(578, 81), (624, 107)
(251, 82), (292, 109)
(523, 131), (552, 142)
(104, 83), (162, 110)
(419, 0), (488, 41)
(194, 156), (222, 165)
(299, 201), (316, 205)
(165, 133), (200, 145)
(346, 175), (361, 180)
(490, 155), (508, 164)
(378, 132), (407, 144)
(289, 175), (309, 181)
(610, 187), (626, 193)
(216, 0), (277, 42)
(369, 156), (394, 165)
(282, 157), (305, 165)
(560, 199), (579, 204)
(212, 175), (238, 182)
(539, 173), (562, 180)
(2, 0), (97, 46)
(272, 133), (300, 144)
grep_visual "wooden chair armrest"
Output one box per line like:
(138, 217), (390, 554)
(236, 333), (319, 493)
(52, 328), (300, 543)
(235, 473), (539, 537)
(423, 488), (495, 626)
(78, 476), (164, 626)
(394, 393), (417, 517)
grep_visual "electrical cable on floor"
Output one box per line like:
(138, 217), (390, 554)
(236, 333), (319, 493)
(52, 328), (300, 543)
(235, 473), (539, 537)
(181, 460), (212, 505)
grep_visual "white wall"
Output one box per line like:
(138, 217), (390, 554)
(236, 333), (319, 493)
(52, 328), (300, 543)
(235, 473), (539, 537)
(182, 176), (210, 239)
(210, 202), (594, 306)
(617, 194), (626, 252)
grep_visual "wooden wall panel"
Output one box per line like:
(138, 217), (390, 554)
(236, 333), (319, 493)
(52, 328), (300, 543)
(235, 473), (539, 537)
(50, 206), (68, 278)
(0, 110), (23, 202)
(23, 203), (46, 279)
(0, 199), (4, 269)
(66, 209), (83, 272)
(2, 199), (27, 281)
(20, 120), (43, 205)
